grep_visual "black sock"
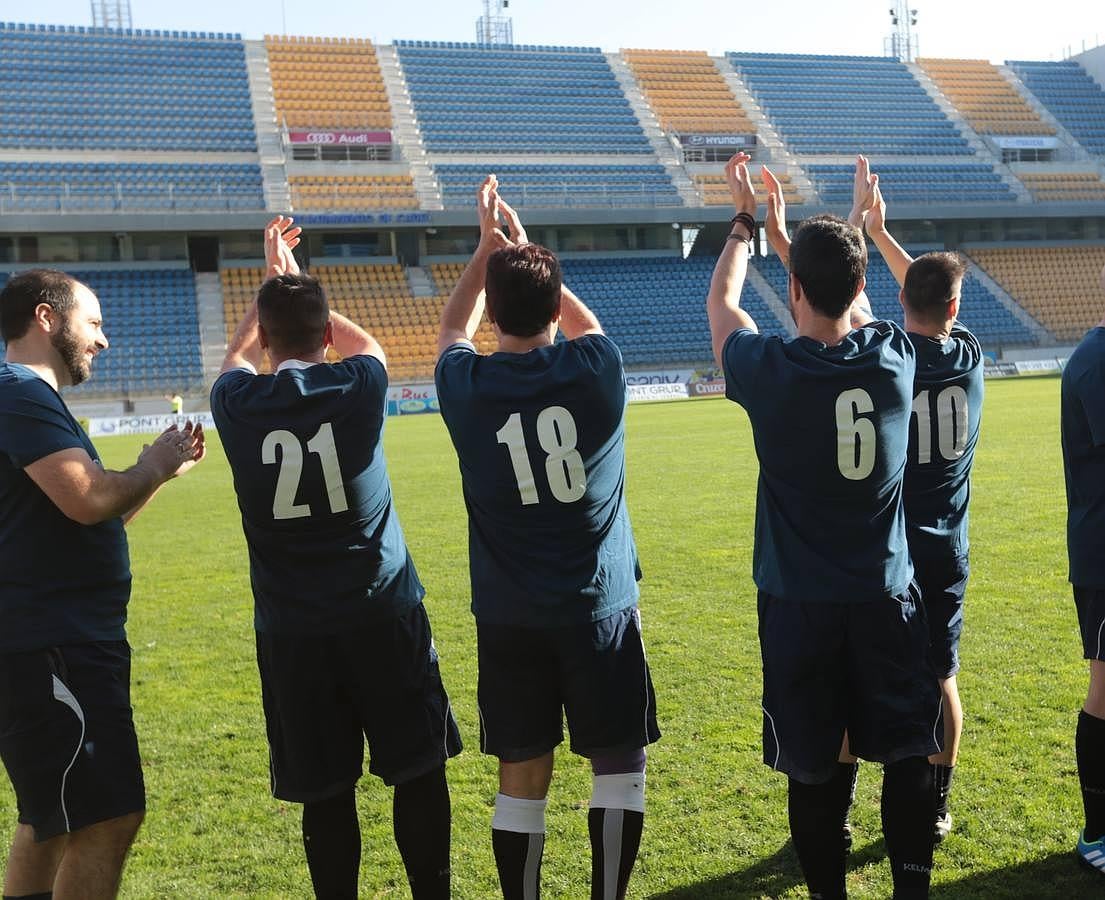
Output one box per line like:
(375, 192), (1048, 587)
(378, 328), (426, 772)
(302, 788), (360, 899)
(393, 765), (452, 900)
(1077, 710), (1105, 842)
(492, 829), (545, 900)
(4, 894), (53, 899)
(589, 807), (644, 900)
(787, 764), (855, 900)
(933, 764), (955, 820)
(881, 756), (935, 900)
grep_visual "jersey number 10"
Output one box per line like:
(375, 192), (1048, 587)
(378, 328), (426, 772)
(262, 423), (350, 520)
(496, 406), (587, 506)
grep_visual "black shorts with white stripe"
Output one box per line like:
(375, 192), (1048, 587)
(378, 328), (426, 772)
(0, 641), (145, 841)
(1074, 586), (1105, 662)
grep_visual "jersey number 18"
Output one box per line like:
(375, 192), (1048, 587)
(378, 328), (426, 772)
(496, 406), (587, 506)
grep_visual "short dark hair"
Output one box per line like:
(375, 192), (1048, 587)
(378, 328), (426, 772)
(257, 274), (329, 358)
(485, 244), (562, 337)
(0, 269), (81, 343)
(788, 215), (868, 318)
(903, 252), (967, 323)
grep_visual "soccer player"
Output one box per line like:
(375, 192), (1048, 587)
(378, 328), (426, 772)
(210, 217), (461, 899)
(764, 160), (983, 843)
(434, 177), (659, 900)
(709, 153), (940, 900)
(0, 269), (204, 899)
(1060, 262), (1105, 877)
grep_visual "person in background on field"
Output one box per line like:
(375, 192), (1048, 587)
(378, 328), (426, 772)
(210, 217), (461, 900)
(0, 269), (205, 899)
(1060, 260), (1105, 878)
(435, 177), (659, 900)
(164, 392), (183, 416)
(708, 153), (939, 899)
(763, 158), (984, 845)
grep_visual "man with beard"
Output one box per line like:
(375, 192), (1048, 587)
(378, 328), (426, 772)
(0, 269), (205, 899)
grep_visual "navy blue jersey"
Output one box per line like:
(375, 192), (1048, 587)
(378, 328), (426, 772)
(210, 356), (424, 634)
(723, 322), (915, 604)
(0, 363), (131, 652)
(1062, 326), (1105, 588)
(904, 325), (984, 562)
(434, 335), (641, 627)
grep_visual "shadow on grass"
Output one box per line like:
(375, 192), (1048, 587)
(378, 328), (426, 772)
(648, 838), (888, 900)
(930, 850), (1102, 899)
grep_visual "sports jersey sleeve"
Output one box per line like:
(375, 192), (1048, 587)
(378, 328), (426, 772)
(0, 380), (87, 467)
(721, 328), (768, 408)
(338, 354), (388, 404)
(434, 342), (479, 411)
(209, 368), (253, 422)
(1078, 362), (1105, 447)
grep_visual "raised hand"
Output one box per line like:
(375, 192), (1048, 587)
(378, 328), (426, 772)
(139, 422), (204, 480)
(849, 155), (879, 227)
(724, 152), (757, 219)
(866, 182), (887, 234)
(264, 215), (302, 279)
(476, 175), (526, 253)
(761, 165), (790, 264)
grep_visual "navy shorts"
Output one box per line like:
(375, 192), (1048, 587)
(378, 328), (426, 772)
(255, 602), (462, 801)
(758, 588), (942, 785)
(0, 641), (145, 841)
(476, 607), (661, 763)
(1074, 586), (1105, 661)
(914, 554), (969, 678)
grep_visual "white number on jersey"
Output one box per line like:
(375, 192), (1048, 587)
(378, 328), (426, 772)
(261, 422), (350, 520)
(911, 387), (969, 465)
(835, 388), (877, 481)
(495, 406), (587, 506)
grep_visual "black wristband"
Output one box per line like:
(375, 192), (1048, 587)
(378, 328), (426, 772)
(731, 213), (756, 231)
(727, 227), (753, 245)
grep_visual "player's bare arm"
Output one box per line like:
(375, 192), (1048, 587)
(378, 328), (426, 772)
(24, 422), (204, 526)
(219, 216), (302, 374)
(864, 182), (914, 289)
(558, 285), (603, 339)
(761, 165), (791, 268)
(436, 174), (521, 354)
(706, 152), (759, 367)
(328, 312), (386, 366)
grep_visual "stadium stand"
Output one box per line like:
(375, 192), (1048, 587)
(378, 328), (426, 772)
(265, 35), (392, 131)
(1014, 171), (1105, 202)
(918, 58), (1055, 136)
(692, 171), (805, 207)
(967, 246), (1105, 343)
(395, 41), (652, 153)
(434, 164), (680, 208)
(0, 23), (255, 151)
(0, 268), (203, 395)
(558, 256), (789, 365)
(727, 52), (972, 155)
(753, 253), (1037, 346)
(621, 49), (756, 136)
(0, 162), (264, 212)
(1008, 60), (1105, 155)
(288, 174), (418, 211)
(805, 163), (1016, 204)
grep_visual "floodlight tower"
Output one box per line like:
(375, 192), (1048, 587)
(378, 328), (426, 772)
(90, 0), (133, 30)
(884, 0), (919, 62)
(476, 0), (514, 46)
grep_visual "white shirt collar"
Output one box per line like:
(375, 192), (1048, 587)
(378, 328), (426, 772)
(275, 358), (319, 373)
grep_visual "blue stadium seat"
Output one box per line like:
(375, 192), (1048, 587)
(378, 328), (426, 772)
(1008, 60), (1105, 156)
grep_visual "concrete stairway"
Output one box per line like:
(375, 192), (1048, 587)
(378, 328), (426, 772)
(244, 40), (290, 212)
(193, 272), (229, 388)
(376, 44), (442, 210)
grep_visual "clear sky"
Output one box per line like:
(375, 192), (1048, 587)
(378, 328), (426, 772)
(4, 0), (1102, 63)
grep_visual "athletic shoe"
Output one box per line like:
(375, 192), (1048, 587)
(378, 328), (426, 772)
(934, 812), (953, 844)
(1077, 829), (1105, 875)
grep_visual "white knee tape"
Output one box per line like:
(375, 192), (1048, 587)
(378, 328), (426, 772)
(491, 793), (548, 834)
(590, 772), (646, 814)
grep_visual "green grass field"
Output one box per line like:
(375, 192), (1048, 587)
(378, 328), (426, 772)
(1, 375), (1098, 898)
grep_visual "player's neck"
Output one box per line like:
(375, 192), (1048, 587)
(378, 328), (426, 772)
(496, 333), (553, 355)
(904, 315), (952, 341)
(4, 340), (64, 390)
(797, 315), (853, 347)
(269, 349), (327, 369)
